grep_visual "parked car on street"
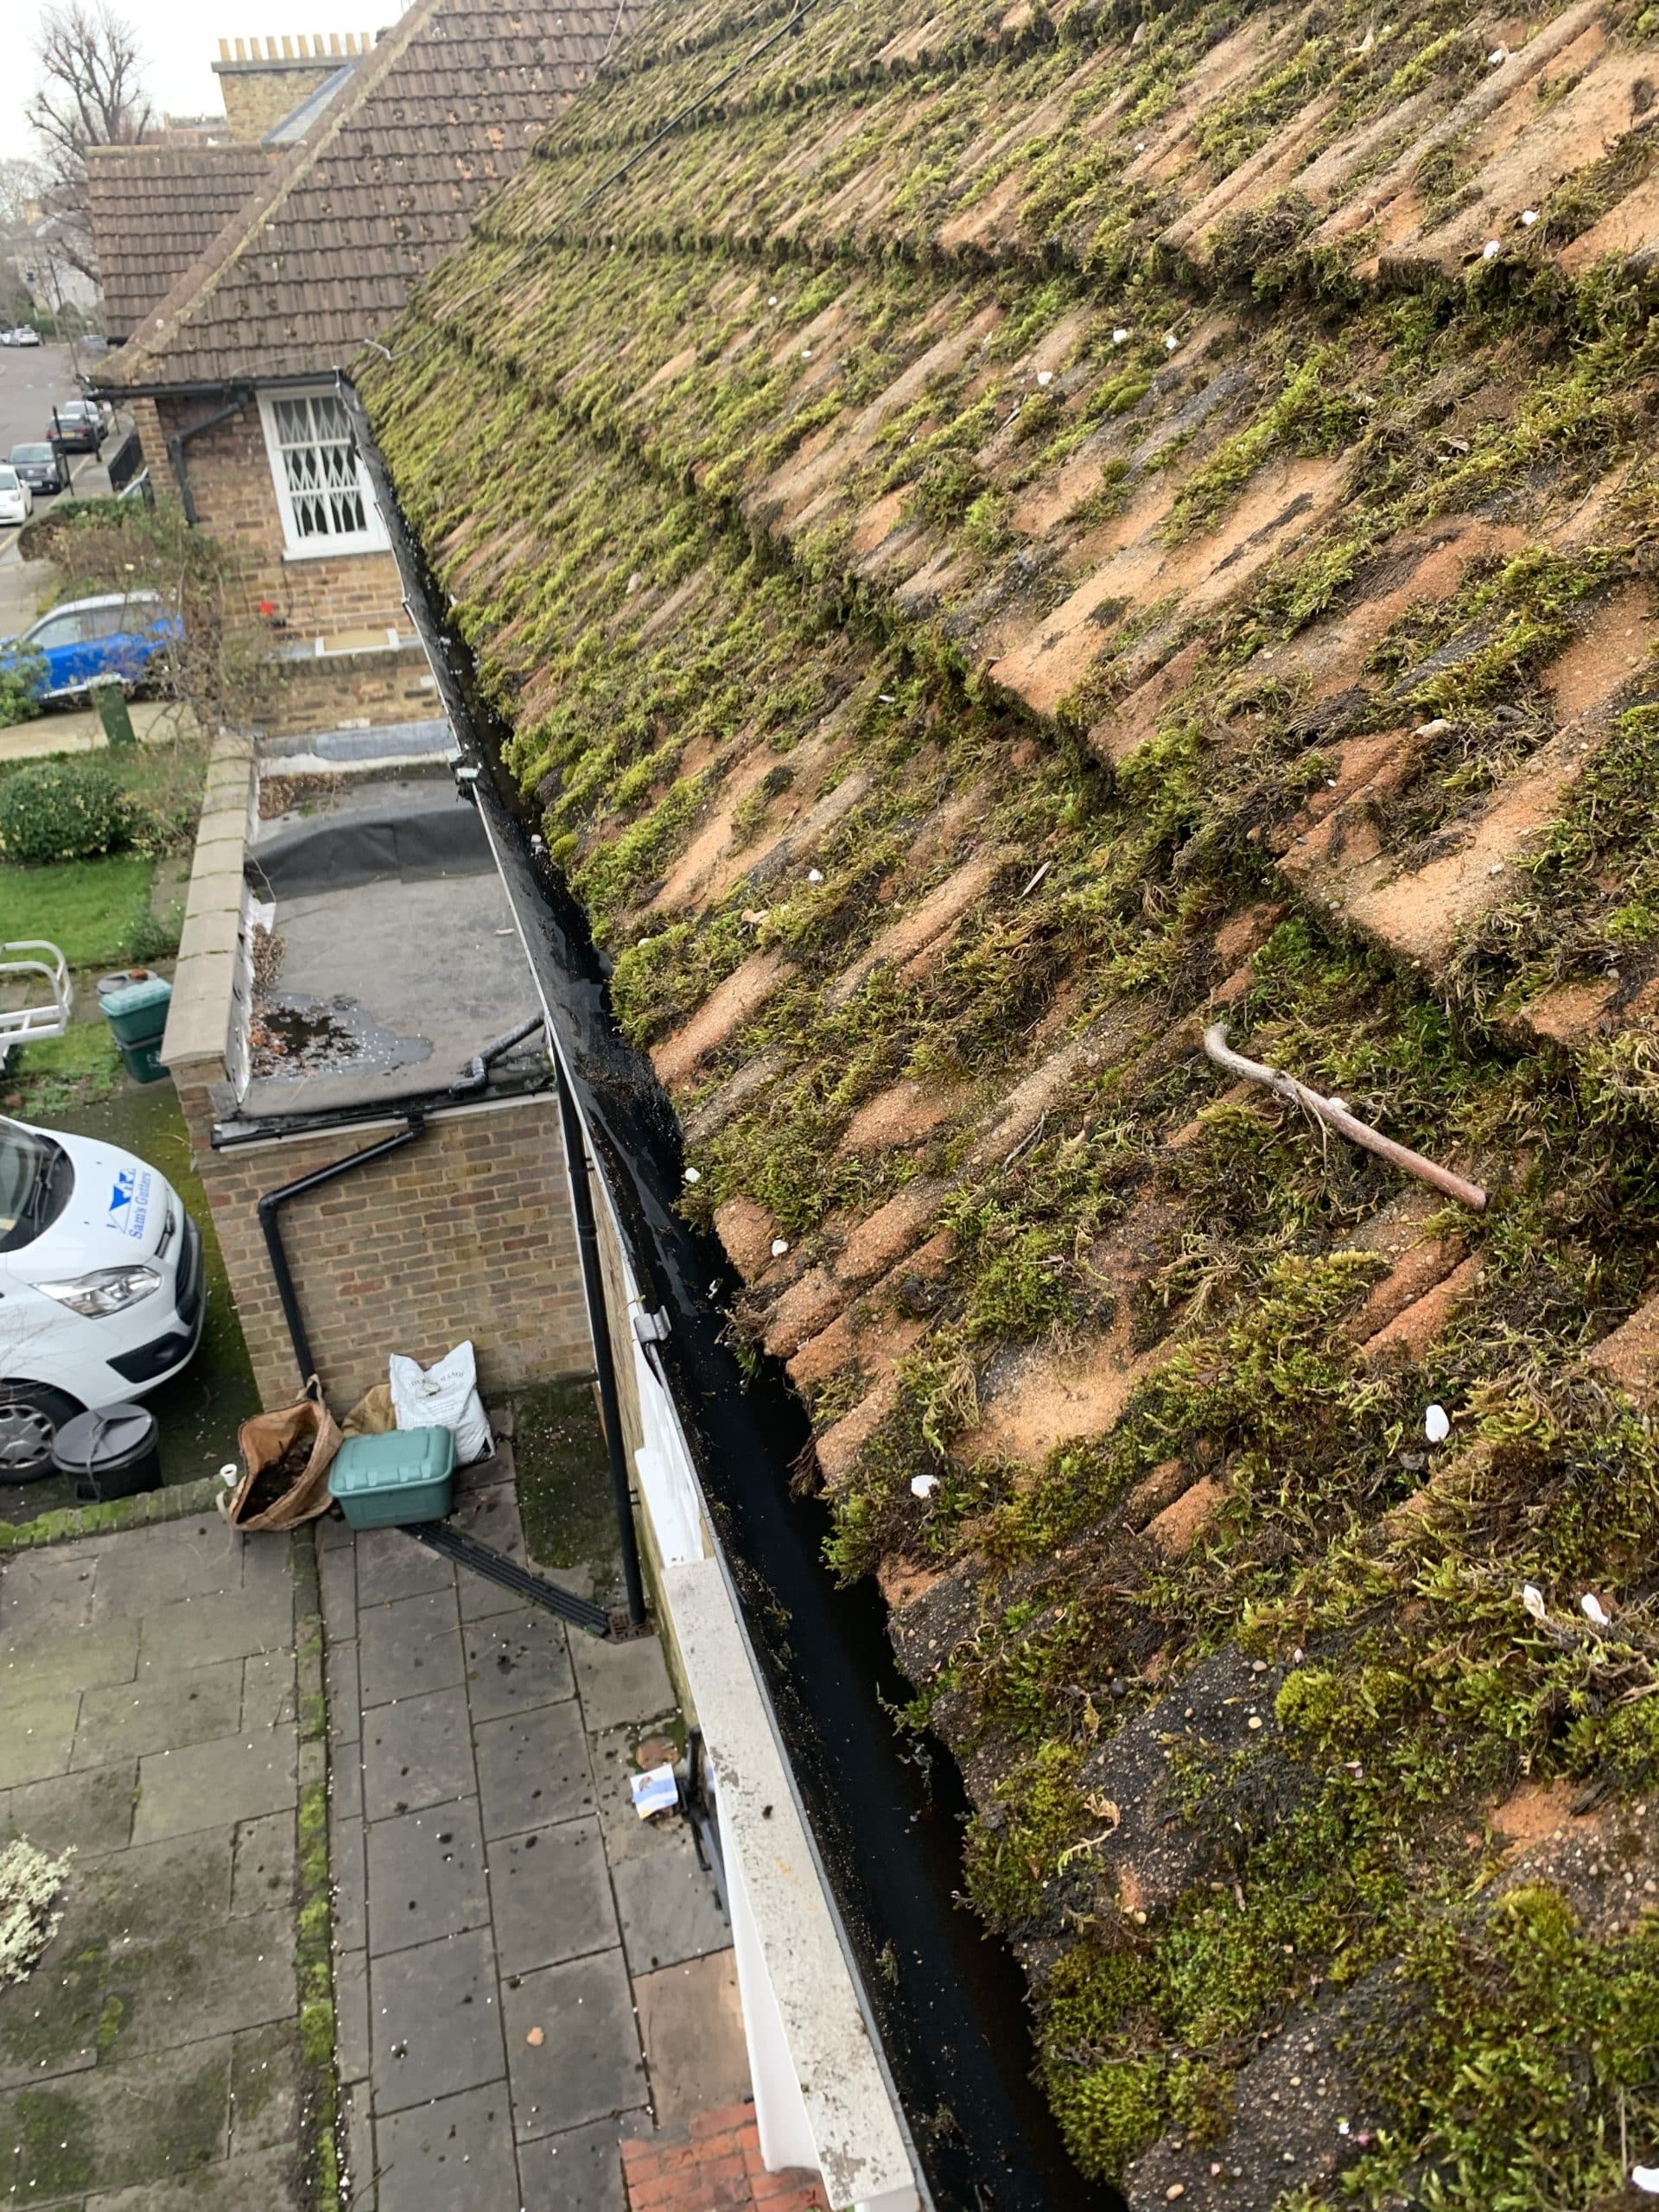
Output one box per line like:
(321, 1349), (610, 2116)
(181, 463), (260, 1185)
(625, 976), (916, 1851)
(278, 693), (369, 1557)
(0, 466), (31, 528)
(0, 1115), (204, 1478)
(48, 402), (104, 454)
(8, 442), (67, 497)
(0, 327), (42, 348)
(0, 593), (181, 702)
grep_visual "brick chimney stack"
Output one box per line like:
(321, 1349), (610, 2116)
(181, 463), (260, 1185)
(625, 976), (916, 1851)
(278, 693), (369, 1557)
(211, 29), (370, 140)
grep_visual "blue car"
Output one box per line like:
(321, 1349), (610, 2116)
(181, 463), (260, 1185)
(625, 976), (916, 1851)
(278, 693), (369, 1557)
(1, 593), (181, 702)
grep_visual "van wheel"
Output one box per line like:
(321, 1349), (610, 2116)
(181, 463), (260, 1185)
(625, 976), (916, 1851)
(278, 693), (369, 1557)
(0, 1383), (81, 1482)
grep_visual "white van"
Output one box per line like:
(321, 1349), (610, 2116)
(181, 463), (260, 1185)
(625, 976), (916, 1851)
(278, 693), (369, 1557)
(0, 1116), (204, 1478)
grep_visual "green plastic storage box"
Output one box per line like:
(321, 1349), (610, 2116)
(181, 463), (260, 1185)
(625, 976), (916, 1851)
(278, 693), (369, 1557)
(102, 975), (173, 1047)
(118, 1037), (168, 1084)
(329, 1427), (457, 1530)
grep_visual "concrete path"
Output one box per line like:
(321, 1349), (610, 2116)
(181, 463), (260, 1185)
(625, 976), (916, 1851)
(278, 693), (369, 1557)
(320, 1434), (745, 2211)
(0, 1515), (315, 2208)
(0, 699), (201, 765)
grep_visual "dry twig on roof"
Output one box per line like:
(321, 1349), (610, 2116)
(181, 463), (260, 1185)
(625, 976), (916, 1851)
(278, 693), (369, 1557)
(1203, 1021), (1488, 1212)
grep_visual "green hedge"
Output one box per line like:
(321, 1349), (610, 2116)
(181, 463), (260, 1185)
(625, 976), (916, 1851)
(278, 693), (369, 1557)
(0, 758), (132, 862)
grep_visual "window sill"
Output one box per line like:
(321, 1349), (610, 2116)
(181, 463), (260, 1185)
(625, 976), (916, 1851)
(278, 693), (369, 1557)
(280, 537), (391, 563)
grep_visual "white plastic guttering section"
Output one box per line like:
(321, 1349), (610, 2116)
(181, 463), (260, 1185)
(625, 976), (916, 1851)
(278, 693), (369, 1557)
(473, 823), (924, 2212)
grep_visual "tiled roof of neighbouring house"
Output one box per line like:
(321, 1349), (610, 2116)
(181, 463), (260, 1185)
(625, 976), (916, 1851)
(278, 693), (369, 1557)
(86, 143), (279, 340)
(360, 1), (1659, 2205)
(103, 0), (641, 386)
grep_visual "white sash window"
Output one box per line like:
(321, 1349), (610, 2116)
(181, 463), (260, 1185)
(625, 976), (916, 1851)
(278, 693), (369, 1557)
(258, 385), (388, 556)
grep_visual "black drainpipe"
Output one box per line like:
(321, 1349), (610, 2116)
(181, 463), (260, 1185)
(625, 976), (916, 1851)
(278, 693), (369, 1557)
(257, 1116), (425, 1387)
(167, 385), (254, 524)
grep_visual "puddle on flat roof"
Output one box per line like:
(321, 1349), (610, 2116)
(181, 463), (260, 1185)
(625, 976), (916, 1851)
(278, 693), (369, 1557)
(249, 990), (433, 1081)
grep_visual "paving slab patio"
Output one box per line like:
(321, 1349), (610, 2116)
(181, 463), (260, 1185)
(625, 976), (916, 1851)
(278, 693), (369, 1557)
(0, 1516), (311, 2209)
(321, 1437), (748, 2211)
(0, 1420), (785, 2209)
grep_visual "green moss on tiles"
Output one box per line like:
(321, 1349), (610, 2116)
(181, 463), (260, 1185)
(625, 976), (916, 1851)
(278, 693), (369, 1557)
(355, 5), (1659, 2196)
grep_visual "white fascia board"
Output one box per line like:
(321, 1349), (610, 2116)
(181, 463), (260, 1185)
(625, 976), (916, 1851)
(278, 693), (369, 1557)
(664, 1553), (922, 2212)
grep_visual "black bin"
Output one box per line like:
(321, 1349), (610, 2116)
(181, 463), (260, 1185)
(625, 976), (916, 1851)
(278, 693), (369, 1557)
(51, 1404), (162, 1503)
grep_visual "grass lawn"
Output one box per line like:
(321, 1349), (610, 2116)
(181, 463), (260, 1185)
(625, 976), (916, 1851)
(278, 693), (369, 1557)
(0, 730), (206, 970)
(2, 1020), (121, 1117)
(0, 852), (159, 968)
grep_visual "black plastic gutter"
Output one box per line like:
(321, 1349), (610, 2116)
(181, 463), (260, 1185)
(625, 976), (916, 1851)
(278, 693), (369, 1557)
(343, 378), (1125, 2212)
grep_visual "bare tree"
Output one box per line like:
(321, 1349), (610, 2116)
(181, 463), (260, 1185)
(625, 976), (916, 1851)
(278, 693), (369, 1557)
(27, 3), (153, 282)
(0, 157), (49, 232)
(0, 158), (50, 325)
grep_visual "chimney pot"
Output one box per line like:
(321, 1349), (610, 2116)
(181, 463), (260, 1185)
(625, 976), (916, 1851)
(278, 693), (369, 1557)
(234, 35), (246, 57)
(328, 29), (340, 48)
(281, 33), (293, 55)
(218, 37), (230, 58)
(296, 32), (308, 53)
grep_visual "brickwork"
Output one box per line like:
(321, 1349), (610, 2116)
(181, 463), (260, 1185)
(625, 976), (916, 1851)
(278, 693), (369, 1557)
(257, 646), (439, 742)
(151, 393), (405, 634)
(170, 1069), (593, 1411)
(620, 2104), (830, 2212)
(143, 390), (421, 736)
(127, 395), (164, 482)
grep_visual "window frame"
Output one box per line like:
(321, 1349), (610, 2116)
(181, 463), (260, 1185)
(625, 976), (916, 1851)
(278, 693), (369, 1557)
(257, 383), (389, 561)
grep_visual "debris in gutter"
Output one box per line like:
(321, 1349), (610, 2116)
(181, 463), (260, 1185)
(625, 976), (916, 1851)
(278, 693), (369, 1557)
(1582, 1592), (1613, 1630)
(911, 1473), (939, 1499)
(1202, 1022), (1488, 1211)
(1424, 1403), (1450, 1444)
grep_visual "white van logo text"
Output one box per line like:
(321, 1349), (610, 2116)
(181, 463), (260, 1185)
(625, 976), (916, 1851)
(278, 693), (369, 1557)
(108, 1168), (153, 1240)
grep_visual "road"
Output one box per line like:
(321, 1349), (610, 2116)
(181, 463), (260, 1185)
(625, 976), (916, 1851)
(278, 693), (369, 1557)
(0, 340), (124, 634)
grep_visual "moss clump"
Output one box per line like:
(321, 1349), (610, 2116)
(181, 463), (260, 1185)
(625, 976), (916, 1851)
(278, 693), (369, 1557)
(8, 2088), (97, 2196)
(1338, 1887), (1659, 2207)
(512, 1377), (621, 1597)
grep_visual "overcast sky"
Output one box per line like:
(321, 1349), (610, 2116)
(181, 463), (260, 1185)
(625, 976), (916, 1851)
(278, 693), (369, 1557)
(0, 3), (380, 164)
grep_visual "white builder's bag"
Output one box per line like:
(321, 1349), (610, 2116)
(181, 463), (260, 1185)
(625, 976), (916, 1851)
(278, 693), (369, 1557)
(389, 1340), (492, 1465)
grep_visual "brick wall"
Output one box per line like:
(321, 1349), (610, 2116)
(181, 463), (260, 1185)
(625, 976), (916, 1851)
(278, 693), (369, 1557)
(127, 395), (164, 480)
(620, 2103), (830, 2212)
(257, 647), (440, 744)
(150, 393), (405, 634)
(171, 1071), (593, 1412)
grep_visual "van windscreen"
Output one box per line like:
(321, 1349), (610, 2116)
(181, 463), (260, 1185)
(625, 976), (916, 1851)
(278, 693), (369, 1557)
(0, 1122), (70, 1253)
